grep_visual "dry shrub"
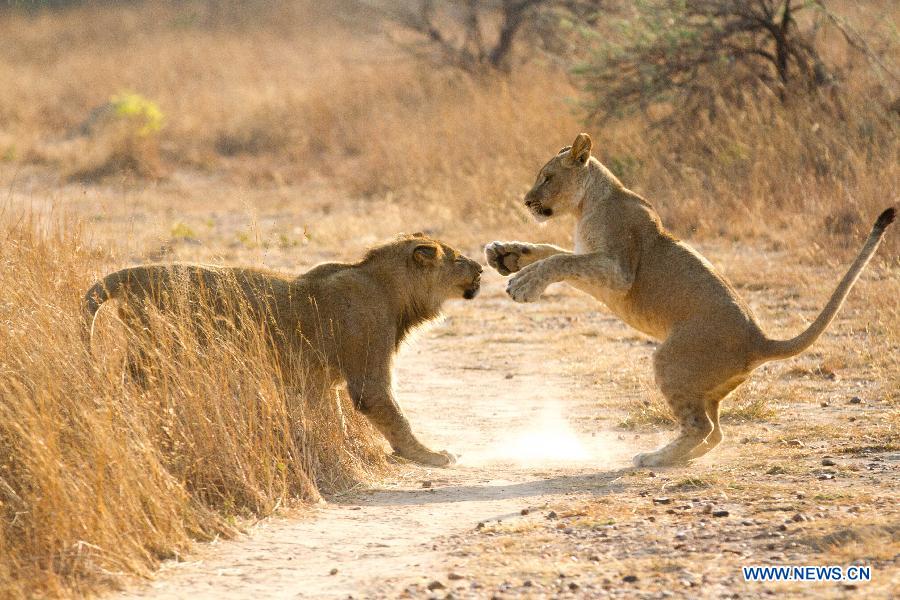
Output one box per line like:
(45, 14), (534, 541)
(63, 125), (165, 182)
(0, 214), (386, 597)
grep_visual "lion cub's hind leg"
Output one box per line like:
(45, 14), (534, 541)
(685, 396), (724, 461)
(634, 329), (748, 467)
(633, 389), (714, 467)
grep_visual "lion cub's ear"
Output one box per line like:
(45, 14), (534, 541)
(413, 243), (441, 266)
(569, 133), (592, 166)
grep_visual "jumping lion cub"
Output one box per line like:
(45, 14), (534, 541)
(486, 133), (895, 467)
(84, 234), (483, 467)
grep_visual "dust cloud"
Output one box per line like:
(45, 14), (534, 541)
(460, 406), (639, 468)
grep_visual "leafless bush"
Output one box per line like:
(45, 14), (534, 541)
(372, 0), (606, 72)
(575, 0), (896, 120)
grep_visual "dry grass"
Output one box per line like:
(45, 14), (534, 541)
(0, 0), (898, 597)
(1, 2), (895, 249)
(0, 215), (386, 598)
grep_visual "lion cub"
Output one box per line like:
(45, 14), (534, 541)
(486, 132), (895, 467)
(84, 234), (482, 467)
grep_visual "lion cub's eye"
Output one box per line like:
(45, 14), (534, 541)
(543, 175), (552, 185)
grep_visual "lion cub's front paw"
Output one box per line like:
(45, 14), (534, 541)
(419, 450), (456, 467)
(506, 266), (546, 303)
(394, 449), (456, 467)
(485, 241), (532, 276)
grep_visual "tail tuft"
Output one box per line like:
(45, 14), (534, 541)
(874, 207), (896, 232)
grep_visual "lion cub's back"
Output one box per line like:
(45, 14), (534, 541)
(111, 263), (293, 316)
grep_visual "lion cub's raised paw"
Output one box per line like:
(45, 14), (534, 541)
(485, 241), (533, 276)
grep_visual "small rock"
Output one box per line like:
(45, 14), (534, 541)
(475, 522), (485, 530)
(427, 580), (445, 591)
(818, 473), (835, 480)
(448, 572), (464, 580)
(849, 416), (857, 422)
(712, 510), (730, 518)
(820, 401), (829, 407)
(648, 471), (656, 478)
(791, 513), (809, 522)
(848, 396), (862, 404)
(702, 504), (713, 514)
(766, 465), (786, 475)
(822, 457), (836, 466)
(569, 582), (580, 590)
(589, 554), (601, 562)
(777, 524), (788, 531)
(623, 574), (638, 583)
(520, 508), (530, 515)
(652, 497), (673, 505)
(422, 480), (433, 488)
(546, 511), (558, 519)
(329, 568), (338, 575)
(504, 373), (514, 379)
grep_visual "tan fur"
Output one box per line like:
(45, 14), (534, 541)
(84, 234), (482, 467)
(486, 133), (896, 467)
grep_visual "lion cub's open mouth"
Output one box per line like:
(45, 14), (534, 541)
(463, 279), (481, 299)
(525, 199), (553, 220)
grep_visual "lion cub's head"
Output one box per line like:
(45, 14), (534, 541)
(364, 234), (483, 304)
(523, 132), (595, 222)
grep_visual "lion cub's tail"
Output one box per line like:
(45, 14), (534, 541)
(82, 269), (131, 351)
(757, 207), (895, 362)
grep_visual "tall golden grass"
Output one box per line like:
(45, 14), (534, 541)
(0, 214), (386, 598)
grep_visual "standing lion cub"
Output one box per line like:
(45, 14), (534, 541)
(486, 133), (895, 467)
(84, 234), (482, 467)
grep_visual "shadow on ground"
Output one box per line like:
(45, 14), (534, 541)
(332, 467), (634, 507)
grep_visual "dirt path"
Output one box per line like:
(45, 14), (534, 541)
(117, 276), (659, 599)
